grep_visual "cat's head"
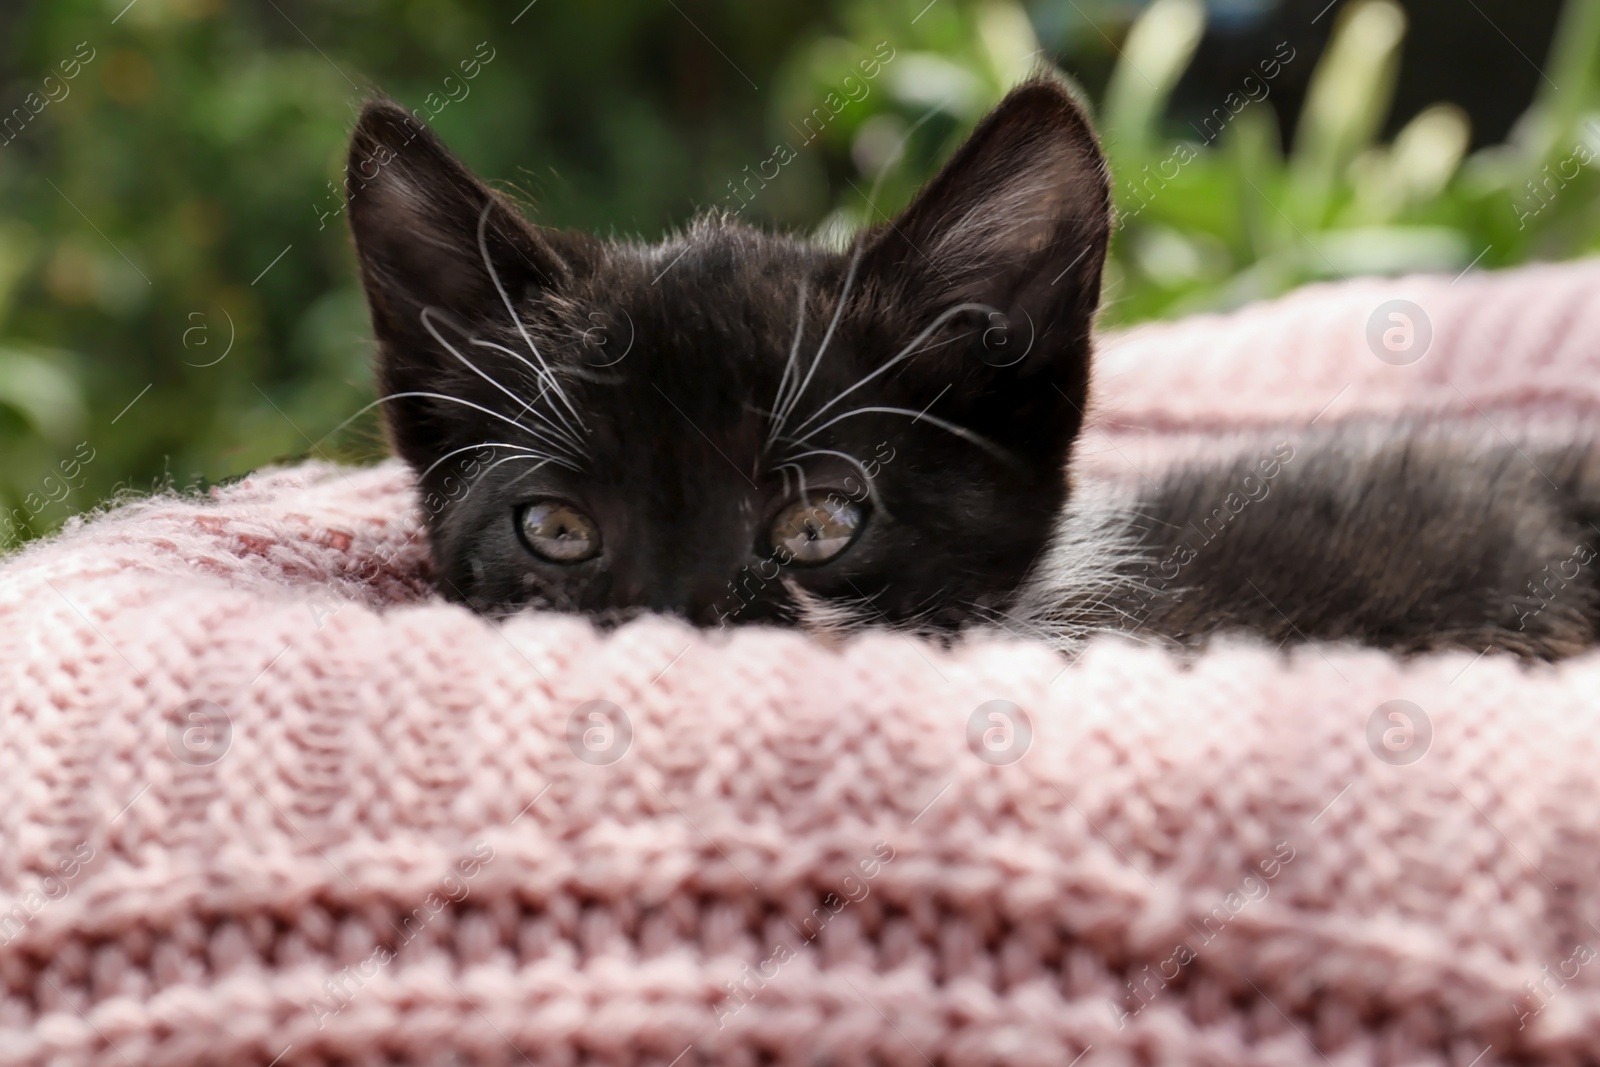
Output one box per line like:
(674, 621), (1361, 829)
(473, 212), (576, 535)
(346, 76), (1111, 632)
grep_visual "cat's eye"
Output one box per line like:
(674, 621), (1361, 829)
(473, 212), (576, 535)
(770, 499), (865, 565)
(519, 500), (600, 563)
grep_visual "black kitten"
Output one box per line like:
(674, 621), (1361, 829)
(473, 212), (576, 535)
(346, 78), (1600, 658)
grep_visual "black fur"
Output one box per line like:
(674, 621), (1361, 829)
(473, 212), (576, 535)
(347, 78), (1107, 630)
(346, 79), (1600, 659)
(1107, 429), (1600, 659)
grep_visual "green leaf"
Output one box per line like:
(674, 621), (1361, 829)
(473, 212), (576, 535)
(1290, 0), (1407, 223)
(1102, 0), (1206, 157)
(0, 348), (86, 443)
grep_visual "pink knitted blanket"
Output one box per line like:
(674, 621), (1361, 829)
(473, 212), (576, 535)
(7, 261), (1600, 1066)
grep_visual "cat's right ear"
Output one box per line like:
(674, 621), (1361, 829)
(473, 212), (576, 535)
(856, 76), (1112, 462)
(860, 76), (1111, 327)
(345, 99), (588, 468)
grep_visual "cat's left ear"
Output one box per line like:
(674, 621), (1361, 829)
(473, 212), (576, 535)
(344, 98), (595, 473)
(860, 75), (1112, 449)
(345, 98), (588, 340)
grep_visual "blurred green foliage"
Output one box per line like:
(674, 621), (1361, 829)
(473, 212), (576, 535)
(1, 0), (1599, 547)
(800, 0), (1600, 319)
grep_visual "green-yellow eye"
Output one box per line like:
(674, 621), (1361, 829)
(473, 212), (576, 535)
(519, 500), (600, 563)
(770, 499), (865, 564)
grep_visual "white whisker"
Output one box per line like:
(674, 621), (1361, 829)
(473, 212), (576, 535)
(774, 462), (810, 506)
(419, 307), (582, 460)
(475, 202), (588, 437)
(468, 337), (587, 452)
(366, 391), (582, 470)
(787, 405), (1015, 465)
(462, 451), (556, 498)
(765, 278), (809, 453)
(309, 392), (578, 463)
(490, 454), (557, 491)
(770, 238), (865, 441)
(418, 440), (548, 482)
(775, 447), (889, 517)
(787, 300), (996, 439)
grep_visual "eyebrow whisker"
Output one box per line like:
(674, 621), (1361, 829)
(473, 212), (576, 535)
(769, 237), (865, 443)
(418, 440), (552, 482)
(765, 277), (810, 455)
(775, 446), (890, 517)
(419, 307), (584, 460)
(475, 201), (589, 438)
(787, 300), (997, 439)
(787, 405), (1017, 466)
(363, 391), (583, 470)
(467, 336), (589, 452)
(490, 454), (558, 492)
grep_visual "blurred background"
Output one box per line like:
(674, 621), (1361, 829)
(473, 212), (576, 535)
(0, 0), (1594, 546)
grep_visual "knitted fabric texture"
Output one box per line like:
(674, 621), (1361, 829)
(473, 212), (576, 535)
(5, 261), (1600, 1067)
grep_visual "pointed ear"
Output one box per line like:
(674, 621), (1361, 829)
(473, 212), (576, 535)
(860, 76), (1112, 455)
(345, 99), (592, 469)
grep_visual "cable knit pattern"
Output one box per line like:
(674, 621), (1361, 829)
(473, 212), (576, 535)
(5, 261), (1600, 1066)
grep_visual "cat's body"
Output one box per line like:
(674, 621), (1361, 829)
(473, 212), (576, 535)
(1016, 428), (1600, 658)
(345, 77), (1600, 660)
